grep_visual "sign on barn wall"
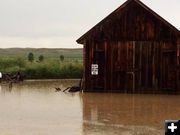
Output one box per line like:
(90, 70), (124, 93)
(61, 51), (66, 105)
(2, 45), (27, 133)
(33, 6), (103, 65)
(91, 64), (98, 75)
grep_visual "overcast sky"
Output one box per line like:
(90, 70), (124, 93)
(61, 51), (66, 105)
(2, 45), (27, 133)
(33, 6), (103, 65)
(0, 0), (179, 48)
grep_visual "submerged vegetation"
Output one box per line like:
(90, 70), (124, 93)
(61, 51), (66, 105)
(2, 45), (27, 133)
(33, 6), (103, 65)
(0, 48), (83, 79)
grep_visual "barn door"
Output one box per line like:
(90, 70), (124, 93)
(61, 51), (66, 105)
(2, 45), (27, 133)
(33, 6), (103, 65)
(162, 51), (177, 90)
(112, 42), (126, 92)
(112, 42), (135, 92)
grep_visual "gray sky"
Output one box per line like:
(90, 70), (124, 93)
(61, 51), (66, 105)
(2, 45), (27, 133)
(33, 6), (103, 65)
(0, 0), (179, 48)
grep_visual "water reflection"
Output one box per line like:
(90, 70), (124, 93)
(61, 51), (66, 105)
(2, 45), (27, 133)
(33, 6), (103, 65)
(0, 80), (180, 135)
(81, 93), (180, 135)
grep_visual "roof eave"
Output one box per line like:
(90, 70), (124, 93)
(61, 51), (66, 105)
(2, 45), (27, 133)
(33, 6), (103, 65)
(76, 38), (85, 45)
(76, 0), (180, 44)
(76, 0), (132, 44)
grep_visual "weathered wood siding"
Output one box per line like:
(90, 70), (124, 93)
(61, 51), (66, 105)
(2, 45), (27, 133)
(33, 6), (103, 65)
(79, 0), (180, 93)
(84, 40), (178, 93)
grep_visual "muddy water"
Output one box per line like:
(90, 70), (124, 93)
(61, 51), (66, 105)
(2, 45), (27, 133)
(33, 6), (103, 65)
(0, 80), (180, 135)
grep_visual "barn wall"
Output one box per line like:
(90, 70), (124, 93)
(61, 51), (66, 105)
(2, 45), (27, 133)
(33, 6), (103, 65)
(84, 40), (178, 93)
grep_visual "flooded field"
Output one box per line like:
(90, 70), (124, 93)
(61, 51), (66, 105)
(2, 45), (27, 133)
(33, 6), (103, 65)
(0, 80), (180, 135)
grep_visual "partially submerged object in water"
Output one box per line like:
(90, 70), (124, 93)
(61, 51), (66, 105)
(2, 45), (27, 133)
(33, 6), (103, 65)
(55, 87), (61, 92)
(63, 86), (81, 93)
(55, 86), (81, 93)
(1, 72), (25, 83)
(55, 76), (83, 93)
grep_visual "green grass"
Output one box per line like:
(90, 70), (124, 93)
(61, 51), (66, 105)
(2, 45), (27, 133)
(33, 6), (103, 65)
(0, 48), (83, 59)
(0, 48), (83, 79)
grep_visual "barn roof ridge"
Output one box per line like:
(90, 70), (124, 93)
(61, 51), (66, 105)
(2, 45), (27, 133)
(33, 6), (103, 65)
(77, 0), (180, 44)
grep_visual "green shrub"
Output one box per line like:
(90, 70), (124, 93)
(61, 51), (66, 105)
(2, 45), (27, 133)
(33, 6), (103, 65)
(0, 57), (83, 79)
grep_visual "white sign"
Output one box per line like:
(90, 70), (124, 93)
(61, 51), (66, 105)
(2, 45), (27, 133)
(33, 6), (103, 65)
(0, 72), (2, 78)
(91, 64), (98, 75)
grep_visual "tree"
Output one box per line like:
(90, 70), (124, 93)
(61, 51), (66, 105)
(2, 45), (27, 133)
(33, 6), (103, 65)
(16, 57), (25, 68)
(60, 55), (64, 62)
(28, 52), (34, 62)
(38, 55), (44, 62)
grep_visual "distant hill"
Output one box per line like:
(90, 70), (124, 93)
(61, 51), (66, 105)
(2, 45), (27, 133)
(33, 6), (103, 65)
(0, 48), (83, 59)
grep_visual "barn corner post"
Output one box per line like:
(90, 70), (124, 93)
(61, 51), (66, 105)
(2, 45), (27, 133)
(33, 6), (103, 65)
(82, 40), (86, 91)
(178, 38), (180, 92)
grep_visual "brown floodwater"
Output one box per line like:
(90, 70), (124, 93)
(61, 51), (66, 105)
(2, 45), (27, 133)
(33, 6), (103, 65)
(0, 80), (180, 135)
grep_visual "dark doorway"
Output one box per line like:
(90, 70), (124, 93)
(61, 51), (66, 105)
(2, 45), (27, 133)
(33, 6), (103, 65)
(92, 50), (105, 91)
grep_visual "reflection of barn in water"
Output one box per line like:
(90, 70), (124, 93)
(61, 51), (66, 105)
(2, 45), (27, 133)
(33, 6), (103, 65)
(77, 0), (180, 93)
(82, 93), (180, 134)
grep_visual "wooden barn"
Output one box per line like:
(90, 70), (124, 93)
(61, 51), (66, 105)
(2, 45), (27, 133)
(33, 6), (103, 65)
(77, 0), (180, 93)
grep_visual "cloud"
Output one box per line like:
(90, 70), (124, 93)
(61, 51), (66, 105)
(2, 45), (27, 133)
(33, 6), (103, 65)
(0, 36), (82, 48)
(0, 0), (179, 48)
